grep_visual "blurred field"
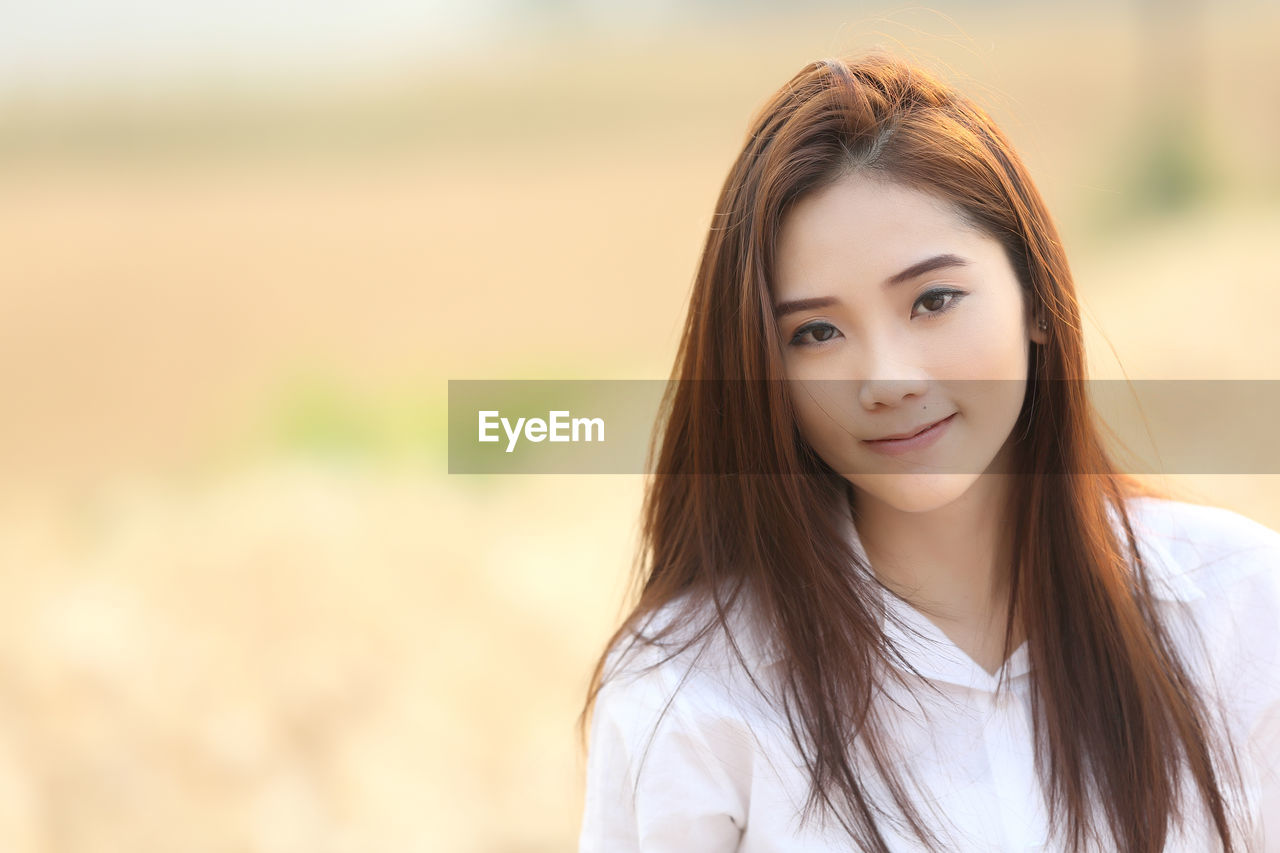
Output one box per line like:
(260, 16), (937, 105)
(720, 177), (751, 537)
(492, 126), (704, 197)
(1, 4), (1280, 851)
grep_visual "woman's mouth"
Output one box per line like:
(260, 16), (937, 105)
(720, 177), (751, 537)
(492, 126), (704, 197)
(861, 413), (956, 456)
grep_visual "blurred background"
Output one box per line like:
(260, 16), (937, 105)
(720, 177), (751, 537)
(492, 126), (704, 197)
(1, 0), (1279, 850)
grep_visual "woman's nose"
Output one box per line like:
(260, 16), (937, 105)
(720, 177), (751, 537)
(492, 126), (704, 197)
(856, 336), (931, 410)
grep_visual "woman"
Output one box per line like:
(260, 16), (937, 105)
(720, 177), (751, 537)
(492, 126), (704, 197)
(576, 52), (1280, 852)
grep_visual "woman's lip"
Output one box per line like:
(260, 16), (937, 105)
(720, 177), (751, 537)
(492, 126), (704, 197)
(861, 413), (956, 455)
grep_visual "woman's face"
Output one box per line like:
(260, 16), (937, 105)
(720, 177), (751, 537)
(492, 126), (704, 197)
(773, 174), (1047, 514)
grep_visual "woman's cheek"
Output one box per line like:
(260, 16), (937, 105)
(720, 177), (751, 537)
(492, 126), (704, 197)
(935, 321), (1027, 382)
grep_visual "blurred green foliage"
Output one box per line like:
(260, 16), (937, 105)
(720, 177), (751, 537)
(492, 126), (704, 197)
(258, 373), (447, 465)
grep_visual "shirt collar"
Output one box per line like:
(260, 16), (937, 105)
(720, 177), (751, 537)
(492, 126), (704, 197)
(879, 589), (1031, 691)
(837, 511), (1026, 692)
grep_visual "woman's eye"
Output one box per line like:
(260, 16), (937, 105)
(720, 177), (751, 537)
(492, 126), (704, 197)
(788, 290), (966, 347)
(789, 321), (841, 347)
(912, 288), (966, 318)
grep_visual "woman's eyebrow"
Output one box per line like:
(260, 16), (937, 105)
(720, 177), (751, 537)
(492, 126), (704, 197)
(885, 253), (971, 287)
(773, 295), (840, 319)
(773, 253), (971, 318)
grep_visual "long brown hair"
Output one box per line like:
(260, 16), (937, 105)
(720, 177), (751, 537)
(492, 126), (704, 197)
(578, 52), (1244, 852)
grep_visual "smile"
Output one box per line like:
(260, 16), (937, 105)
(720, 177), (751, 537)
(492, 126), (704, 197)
(861, 413), (956, 456)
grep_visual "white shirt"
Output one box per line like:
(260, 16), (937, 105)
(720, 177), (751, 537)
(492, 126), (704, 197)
(578, 496), (1280, 851)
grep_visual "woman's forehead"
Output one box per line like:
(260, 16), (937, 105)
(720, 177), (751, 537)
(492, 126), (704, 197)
(773, 177), (1001, 298)
(779, 176), (972, 252)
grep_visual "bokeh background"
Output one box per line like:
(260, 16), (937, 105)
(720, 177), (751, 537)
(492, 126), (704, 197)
(2, 1), (1279, 850)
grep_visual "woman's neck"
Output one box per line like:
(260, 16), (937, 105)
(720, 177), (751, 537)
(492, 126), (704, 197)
(851, 470), (1023, 673)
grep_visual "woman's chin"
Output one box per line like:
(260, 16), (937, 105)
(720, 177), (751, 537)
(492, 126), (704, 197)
(847, 473), (982, 515)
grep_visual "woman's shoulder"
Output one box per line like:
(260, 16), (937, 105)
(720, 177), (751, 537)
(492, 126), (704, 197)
(1121, 494), (1280, 601)
(582, 591), (763, 853)
(607, 586), (780, 672)
(1121, 495), (1280, 728)
(598, 586), (783, 723)
(1124, 493), (1280, 551)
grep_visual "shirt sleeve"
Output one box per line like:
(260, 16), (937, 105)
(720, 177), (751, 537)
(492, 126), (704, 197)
(1247, 555), (1280, 852)
(578, 657), (748, 853)
(1251, 700), (1280, 851)
(1226, 522), (1280, 853)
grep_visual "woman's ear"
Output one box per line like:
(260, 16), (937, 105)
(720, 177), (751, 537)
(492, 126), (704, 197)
(1028, 303), (1049, 346)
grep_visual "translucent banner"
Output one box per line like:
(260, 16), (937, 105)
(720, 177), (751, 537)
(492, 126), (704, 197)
(447, 380), (1280, 475)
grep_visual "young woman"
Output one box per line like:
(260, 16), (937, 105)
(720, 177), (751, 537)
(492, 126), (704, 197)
(576, 52), (1280, 852)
